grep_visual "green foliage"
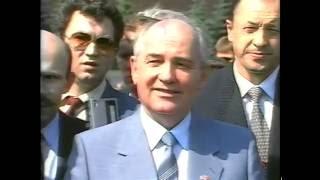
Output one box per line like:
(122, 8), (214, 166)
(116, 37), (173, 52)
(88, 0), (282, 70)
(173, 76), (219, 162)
(208, 0), (233, 50)
(115, 0), (135, 22)
(186, 0), (233, 59)
(186, 0), (211, 43)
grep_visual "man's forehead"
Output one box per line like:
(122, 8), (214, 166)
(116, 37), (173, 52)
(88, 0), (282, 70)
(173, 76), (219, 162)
(144, 19), (194, 40)
(236, 0), (279, 14)
(66, 11), (114, 38)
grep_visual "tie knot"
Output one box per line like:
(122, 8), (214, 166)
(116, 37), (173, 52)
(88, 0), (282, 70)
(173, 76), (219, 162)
(247, 87), (263, 102)
(161, 132), (177, 146)
(62, 96), (83, 106)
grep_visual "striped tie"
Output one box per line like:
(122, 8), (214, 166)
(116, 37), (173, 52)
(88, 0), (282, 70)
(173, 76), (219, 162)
(247, 86), (270, 163)
(62, 96), (84, 117)
(157, 132), (178, 180)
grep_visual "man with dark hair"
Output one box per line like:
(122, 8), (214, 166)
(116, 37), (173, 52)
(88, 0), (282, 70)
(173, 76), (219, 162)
(54, 0), (138, 123)
(193, 0), (280, 179)
(41, 30), (88, 180)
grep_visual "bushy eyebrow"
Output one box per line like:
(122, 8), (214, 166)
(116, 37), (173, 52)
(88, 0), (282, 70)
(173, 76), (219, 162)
(146, 53), (163, 59)
(247, 21), (259, 26)
(247, 19), (279, 26)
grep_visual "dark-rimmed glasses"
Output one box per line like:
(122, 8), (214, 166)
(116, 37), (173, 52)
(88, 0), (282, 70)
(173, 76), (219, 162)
(65, 32), (116, 54)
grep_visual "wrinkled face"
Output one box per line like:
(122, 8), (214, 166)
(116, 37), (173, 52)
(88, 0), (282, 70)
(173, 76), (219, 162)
(41, 34), (68, 128)
(227, 0), (280, 80)
(131, 20), (206, 120)
(64, 11), (116, 87)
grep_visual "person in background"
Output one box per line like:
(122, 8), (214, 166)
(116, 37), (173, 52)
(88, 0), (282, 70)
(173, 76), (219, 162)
(193, 0), (280, 179)
(41, 30), (88, 180)
(215, 35), (234, 63)
(53, 0), (138, 122)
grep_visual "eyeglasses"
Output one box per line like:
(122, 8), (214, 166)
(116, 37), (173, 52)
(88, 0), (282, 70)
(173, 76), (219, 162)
(65, 32), (116, 54)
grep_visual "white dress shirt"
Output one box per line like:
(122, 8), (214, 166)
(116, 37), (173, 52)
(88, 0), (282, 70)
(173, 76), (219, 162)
(60, 80), (106, 121)
(41, 113), (62, 180)
(140, 106), (191, 180)
(233, 65), (279, 129)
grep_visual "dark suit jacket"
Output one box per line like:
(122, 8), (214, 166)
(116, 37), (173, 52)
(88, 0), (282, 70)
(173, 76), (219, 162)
(100, 81), (139, 119)
(55, 111), (89, 179)
(192, 64), (280, 180)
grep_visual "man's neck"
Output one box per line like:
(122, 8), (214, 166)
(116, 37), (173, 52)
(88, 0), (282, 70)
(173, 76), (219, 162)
(66, 80), (100, 96)
(144, 107), (188, 130)
(234, 61), (277, 85)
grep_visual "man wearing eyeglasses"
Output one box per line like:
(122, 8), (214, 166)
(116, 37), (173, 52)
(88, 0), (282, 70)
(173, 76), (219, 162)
(54, 0), (138, 124)
(41, 30), (89, 180)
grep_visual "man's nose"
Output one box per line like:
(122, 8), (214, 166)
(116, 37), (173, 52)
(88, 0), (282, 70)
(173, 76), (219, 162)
(158, 63), (177, 83)
(85, 42), (99, 58)
(252, 29), (268, 47)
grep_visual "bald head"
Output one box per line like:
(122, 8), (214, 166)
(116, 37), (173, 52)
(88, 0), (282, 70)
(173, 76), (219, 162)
(41, 30), (70, 77)
(41, 30), (71, 128)
(134, 18), (208, 65)
(130, 19), (208, 127)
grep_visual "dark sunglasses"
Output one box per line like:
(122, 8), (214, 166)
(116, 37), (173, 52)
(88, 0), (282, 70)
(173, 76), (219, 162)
(65, 32), (116, 54)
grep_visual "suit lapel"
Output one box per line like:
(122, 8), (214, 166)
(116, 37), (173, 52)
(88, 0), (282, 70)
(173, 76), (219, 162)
(56, 111), (88, 179)
(114, 109), (158, 179)
(188, 115), (224, 179)
(100, 80), (118, 98)
(58, 111), (88, 158)
(268, 73), (280, 159)
(267, 74), (280, 179)
(219, 65), (247, 127)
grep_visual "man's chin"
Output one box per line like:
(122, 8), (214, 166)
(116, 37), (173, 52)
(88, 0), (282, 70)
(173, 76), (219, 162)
(151, 103), (180, 115)
(77, 73), (103, 84)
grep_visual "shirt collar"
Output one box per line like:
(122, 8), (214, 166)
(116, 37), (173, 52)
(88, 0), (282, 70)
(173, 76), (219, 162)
(41, 113), (60, 153)
(140, 105), (191, 151)
(233, 64), (279, 100)
(61, 80), (106, 102)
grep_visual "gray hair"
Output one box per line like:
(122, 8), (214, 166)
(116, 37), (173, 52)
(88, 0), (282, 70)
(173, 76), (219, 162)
(133, 8), (210, 66)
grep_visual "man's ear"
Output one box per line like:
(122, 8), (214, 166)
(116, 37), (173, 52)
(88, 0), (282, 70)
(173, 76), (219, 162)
(129, 55), (138, 85)
(225, 19), (233, 42)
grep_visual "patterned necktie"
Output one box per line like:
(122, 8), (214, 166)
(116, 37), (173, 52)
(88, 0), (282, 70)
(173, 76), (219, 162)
(247, 87), (270, 163)
(62, 96), (84, 117)
(157, 132), (178, 180)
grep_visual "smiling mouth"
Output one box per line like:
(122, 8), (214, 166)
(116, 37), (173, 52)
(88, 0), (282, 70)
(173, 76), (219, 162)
(82, 61), (98, 67)
(247, 52), (272, 59)
(153, 88), (181, 94)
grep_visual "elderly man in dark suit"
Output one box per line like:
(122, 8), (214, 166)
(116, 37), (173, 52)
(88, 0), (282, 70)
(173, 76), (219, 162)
(193, 0), (280, 179)
(41, 30), (88, 180)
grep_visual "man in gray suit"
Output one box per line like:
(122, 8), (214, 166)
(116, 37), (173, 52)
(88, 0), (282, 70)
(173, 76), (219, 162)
(65, 15), (265, 180)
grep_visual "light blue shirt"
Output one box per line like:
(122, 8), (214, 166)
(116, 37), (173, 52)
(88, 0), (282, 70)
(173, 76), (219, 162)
(234, 65), (279, 128)
(140, 105), (191, 180)
(41, 113), (62, 180)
